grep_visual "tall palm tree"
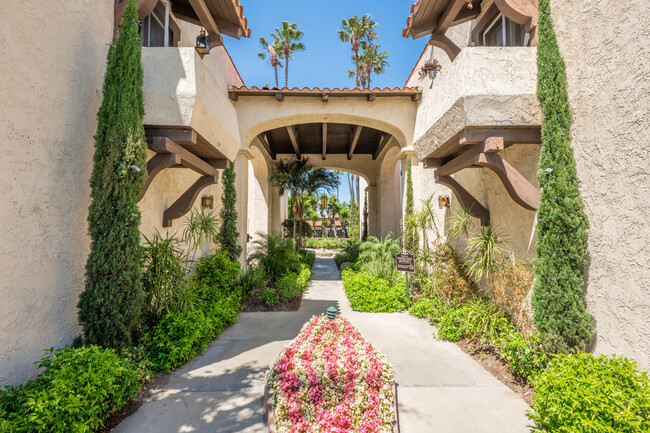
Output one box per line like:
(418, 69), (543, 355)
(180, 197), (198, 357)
(269, 158), (339, 249)
(258, 35), (283, 87)
(327, 196), (342, 238)
(360, 42), (389, 89)
(272, 21), (306, 88)
(338, 14), (378, 88)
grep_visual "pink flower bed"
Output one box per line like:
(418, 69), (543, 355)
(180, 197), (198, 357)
(266, 315), (395, 433)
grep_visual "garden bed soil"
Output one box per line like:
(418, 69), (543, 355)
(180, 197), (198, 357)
(240, 295), (303, 312)
(97, 372), (169, 432)
(456, 338), (535, 406)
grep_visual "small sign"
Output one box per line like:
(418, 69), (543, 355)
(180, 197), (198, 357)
(396, 250), (415, 273)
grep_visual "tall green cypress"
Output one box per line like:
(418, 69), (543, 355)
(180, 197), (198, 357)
(78, 0), (147, 348)
(362, 192), (368, 241)
(216, 162), (242, 261)
(532, 0), (595, 353)
(404, 157), (418, 252)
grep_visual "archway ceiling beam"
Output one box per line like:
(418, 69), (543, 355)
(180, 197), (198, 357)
(257, 133), (276, 160)
(373, 134), (392, 160)
(348, 126), (363, 160)
(322, 123), (327, 160)
(286, 125), (301, 159)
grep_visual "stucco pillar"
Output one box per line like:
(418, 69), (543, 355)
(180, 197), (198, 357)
(270, 186), (286, 234)
(366, 186), (379, 237)
(234, 148), (253, 266)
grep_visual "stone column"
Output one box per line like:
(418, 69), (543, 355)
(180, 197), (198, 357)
(234, 148), (253, 266)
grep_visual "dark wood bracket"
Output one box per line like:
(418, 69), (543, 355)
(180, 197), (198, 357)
(138, 153), (181, 202)
(429, 34), (461, 62)
(475, 152), (540, 210)
(163, 175), (218, 227)
(436, 175), (490, 226)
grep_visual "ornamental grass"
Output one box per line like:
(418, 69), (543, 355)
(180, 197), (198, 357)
(266, 315), (395, 433)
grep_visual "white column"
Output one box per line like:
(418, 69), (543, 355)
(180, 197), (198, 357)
(366, 186), (379, 237)
(234, 148), (253, 266)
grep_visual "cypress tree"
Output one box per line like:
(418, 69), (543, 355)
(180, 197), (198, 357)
(362, 192), (368, 240)
(532, 0), (595, 353)
(404, 157), (419, 252)
(216, 162), (242, 261)
(78, 0), (147, 348)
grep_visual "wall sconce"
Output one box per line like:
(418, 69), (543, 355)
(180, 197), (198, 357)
(201, 195), (214, 209)
(438, 195), (450, 209)
(195, 28), (210, 56)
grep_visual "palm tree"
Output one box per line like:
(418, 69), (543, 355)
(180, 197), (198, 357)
(327, 197), (342, 238)
(269, 158), (339, 249)
(272, 21), (306, 88)
(338, 14), (377, 88)
(258, 35), (283, 87)
(360, 42), (389, 89)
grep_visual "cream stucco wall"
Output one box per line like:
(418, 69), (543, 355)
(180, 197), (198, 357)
(0, 0), (114, 386)
(551, 0), (650, 370)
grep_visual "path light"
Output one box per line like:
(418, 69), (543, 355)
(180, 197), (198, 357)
(196, 28), (209, 56)
(327, 306), (338, 320)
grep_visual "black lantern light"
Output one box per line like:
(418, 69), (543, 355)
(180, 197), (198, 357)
(196, 28), (210, 56)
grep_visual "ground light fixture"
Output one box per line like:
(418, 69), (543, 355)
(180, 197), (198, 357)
(196, 28), (210, 56)
(327, 306), (338, 320)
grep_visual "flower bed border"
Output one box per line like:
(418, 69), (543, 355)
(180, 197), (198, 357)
(263, 383), (400, 433)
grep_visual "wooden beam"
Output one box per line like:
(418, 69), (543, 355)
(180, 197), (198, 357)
(409, 23), (437, 39)
(322, 123), (327, 160)
(150, 136), (217, 177)
(475, 153), (540, 210)
(207, 33), (223, 48)
(435, 175), (490, 226)
(257, 134), (276, 160)
(138, 153), (181, 202)
(228, 90), (239, 101)
(411, 92), (422, 102)
(321, 93), (329, 102)
(163, 175), (218, 227)
(187, 0), (220, 38)
(205, 159), (229, 169)
(423, 157), (444, 169)
(145, 128), (197, 146)
(275, 92), (284, 101)
(347, 125), (363, 160)
(286, 125), (301, 158)
(458, 128), (541, 147)
(436, 147), (482, 177)
(430, 33), (461, 62)
(214, 19), (244, 39)
(436, 0), (467, 35)
(373, 134), (392, 160)
(367, 93), (376, 102)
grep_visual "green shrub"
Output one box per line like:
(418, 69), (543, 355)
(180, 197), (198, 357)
(335, 240), (361, 267)
(528, 353), (650, 432)
(409, 297), (452, 323)
(259, 286), (280, 306)
(342, 269), (409, 313)
(145, 295), (240, 372)
(195, 252), (241, 294)
(248, 232), (300, 282)
(216, 162), (242, 261)
(496, 330), (547, 383)
(237, 266), (267, 297)
(0, 346), (142, 433)
(302, 237), (348, 249)
(298, 249), (316, 267)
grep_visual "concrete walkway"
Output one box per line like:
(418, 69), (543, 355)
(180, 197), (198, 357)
(113, 257), (533, 433)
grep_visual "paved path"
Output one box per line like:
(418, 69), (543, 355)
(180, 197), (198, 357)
(113, 257), (533, 433)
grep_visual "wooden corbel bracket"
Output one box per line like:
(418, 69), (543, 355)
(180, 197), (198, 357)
(163, 174), (219, 227)
(435, 174), (491, 226)
(138, 153), (181, 202)
(429, 33), (462, 62)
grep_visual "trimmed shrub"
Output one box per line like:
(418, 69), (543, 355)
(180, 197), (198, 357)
(532, 0), (595, 352)
(0, 346), (142, 433)
(342, 269), (409, 313)
(528, 353), (650, 432)
(248, 232), (300, 283)
(195, 251), (241, 295)
(404, 157), (418, 253)
(298, 249), (316, 267)
(145, 295), (240, 373)
(302, 237), (348, 249)
(216, 162), (242, 261)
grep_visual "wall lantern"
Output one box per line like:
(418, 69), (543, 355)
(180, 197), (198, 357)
(438, 195), (450, 209)
(201, 195), (214, 209)
(195, 28), (210, 56)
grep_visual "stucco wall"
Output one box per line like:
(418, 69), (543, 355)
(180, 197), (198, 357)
(0, 0), (114, 386)
(551, 0), (650, 370)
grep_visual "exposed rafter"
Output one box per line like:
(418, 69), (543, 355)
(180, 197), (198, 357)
(187, 0), (223, 47)
(150, 137), (218, 177)
(287, 125), (301, 159)
(347, 126), (363, 160)
(145, 128), (197, 145)
(257, 133), (276, 160)
(322, 123), (328, 160)
(436, 0), (467, 35)
(373, 134), (392, 160)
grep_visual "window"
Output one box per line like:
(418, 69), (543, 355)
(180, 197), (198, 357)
(141, 1), (173, 47)
(482, 14), (527, 47)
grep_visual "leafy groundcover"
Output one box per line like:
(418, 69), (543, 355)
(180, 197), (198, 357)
(266, 315), (395, 433)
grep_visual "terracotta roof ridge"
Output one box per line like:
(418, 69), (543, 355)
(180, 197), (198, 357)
(231, 85), (421, 92)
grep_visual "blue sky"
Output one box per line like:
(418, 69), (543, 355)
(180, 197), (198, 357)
(226, 1), (426, 89)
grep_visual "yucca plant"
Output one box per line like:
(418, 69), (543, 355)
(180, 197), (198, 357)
(182, 207), (218, 261)
(466, 223), (505, 281)
(358, 232), (402, 282)
(446, 207), (472, 240)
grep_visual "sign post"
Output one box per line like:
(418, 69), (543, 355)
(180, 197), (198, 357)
(395, 250), (415, 299)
